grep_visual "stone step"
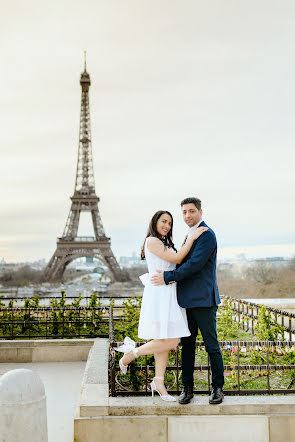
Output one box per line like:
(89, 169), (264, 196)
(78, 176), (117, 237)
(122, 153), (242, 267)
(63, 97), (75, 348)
(80, 394), (295, 417)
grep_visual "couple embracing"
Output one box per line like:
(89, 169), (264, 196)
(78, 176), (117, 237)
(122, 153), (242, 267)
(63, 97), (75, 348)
(117, 197), (224, 404)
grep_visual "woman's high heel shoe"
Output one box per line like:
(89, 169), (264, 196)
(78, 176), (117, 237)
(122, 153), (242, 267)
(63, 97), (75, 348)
(115, 337), (139, 375)
(119, 347), (139, 374)
(150, 376), (176, 402)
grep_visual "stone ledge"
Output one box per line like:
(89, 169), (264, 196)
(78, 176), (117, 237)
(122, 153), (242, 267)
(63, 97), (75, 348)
(0, 339), (94, 362)
(76, 392), (295, 418)
(0, 339), (94, 347)
(107, 395), (295, 416)
(82, 339), (109, 385)
(77, 338), (109, 418)
(80, 384), (109, 417)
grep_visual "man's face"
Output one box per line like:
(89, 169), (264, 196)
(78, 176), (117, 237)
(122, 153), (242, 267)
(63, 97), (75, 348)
(182, 203), (202, 227)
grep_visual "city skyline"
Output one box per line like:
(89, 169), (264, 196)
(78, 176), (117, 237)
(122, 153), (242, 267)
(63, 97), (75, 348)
(1, 1), (295, 263)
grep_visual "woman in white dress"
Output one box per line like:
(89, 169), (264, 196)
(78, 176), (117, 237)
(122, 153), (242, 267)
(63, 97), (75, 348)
(117, 210), (207, 401)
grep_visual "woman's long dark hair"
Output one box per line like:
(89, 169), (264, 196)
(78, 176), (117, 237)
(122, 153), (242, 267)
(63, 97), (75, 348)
(141, 210), (177, 260)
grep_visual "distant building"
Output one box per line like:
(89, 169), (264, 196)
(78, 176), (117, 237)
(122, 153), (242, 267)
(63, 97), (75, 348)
(253, 257), (290, 268)
(0, 260), (23, 277)
(17, 287), (34, 296)
(67, 257), (108, 273)
(119, 253), (146, 268)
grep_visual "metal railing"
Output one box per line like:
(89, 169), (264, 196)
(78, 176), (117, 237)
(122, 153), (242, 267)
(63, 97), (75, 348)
(3, 296), (295, 396)
(109, 306), (117, 396)
(224, 295), (295, 341)
(0, 296), (135, 307)
(109, 338), (295, 397)
(108, 303), (295, 396)
(0, 306), (111, 339)
(0, 304), (130, 340)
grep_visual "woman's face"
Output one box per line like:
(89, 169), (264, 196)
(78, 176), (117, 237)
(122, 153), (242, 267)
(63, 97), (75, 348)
(156, 213), (172, 237)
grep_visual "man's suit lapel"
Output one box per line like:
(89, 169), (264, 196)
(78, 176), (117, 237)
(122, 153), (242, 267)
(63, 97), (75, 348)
(183, 220), (207, 261)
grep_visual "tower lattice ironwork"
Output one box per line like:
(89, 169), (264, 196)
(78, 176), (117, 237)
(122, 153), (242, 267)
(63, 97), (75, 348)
(44, 56), (129, 282)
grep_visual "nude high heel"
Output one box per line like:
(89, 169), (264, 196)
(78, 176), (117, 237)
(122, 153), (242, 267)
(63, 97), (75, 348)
(150, 376), (176, 402)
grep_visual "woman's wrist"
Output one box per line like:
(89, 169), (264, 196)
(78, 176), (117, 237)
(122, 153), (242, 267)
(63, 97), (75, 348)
(187, 236), (194, 244)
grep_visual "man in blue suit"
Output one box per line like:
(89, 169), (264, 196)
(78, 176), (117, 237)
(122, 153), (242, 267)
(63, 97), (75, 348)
(151, 197), (224, 404)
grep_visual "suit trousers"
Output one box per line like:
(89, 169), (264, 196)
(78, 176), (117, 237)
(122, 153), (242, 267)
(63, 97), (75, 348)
(181, 306), (224, 389)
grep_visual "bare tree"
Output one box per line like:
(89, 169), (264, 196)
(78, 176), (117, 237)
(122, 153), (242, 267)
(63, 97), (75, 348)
(0, 266), (42, 287)
(246, 262), (277, 285)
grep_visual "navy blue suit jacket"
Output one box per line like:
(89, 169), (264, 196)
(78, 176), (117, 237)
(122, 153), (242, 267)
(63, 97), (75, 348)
(164, 221), (220, 308)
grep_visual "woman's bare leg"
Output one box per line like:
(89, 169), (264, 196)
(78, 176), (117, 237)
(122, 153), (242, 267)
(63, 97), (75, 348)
(122, 338), (179, 365)
(121, 338), (180, 396)
(153, 351), (169, 395)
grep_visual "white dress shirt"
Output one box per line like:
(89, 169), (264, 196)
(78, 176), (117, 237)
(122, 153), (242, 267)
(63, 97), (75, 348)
(187, 219), (204, 239)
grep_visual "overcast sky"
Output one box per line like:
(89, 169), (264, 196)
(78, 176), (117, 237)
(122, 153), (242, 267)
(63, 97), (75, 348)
(1, 0), (295, 263)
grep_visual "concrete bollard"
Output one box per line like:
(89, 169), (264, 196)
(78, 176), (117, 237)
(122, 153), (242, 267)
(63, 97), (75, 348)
(0, 369), (48, 442)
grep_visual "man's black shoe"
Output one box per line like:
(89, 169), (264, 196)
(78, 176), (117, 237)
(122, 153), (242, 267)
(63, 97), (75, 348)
(178, 386), (194, 404)
(209, 387), (224, 404)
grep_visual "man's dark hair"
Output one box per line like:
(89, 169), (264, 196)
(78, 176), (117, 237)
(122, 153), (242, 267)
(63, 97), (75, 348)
(181, 197), (202, 210)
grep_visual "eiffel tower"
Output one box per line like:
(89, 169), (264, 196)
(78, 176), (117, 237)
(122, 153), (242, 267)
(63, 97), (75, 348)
(44, 55), (129, 282)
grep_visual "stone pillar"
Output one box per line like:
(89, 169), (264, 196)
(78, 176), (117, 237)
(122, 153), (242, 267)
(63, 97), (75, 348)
(0, 368), (48, 442)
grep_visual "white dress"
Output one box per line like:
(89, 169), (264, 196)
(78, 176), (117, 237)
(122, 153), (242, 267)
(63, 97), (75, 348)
(138, 237), (190, 339)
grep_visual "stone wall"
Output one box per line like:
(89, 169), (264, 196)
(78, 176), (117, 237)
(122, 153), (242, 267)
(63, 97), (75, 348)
(0, 339), (93, 363)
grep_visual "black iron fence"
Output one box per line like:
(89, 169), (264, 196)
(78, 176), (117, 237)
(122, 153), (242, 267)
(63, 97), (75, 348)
(224, 295), (295, 340)
(109, 338), (295, 396)
(3, 296), (295, 396)
(0, 296), (134, 307)
(0, 306), (111, 339)
(108, 305), (295, 396)
(0, 303), (133, 340)
(2, 295), (295, 343)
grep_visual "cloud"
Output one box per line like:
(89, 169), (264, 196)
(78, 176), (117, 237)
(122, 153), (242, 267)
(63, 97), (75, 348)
(1, 1), (295, 262)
